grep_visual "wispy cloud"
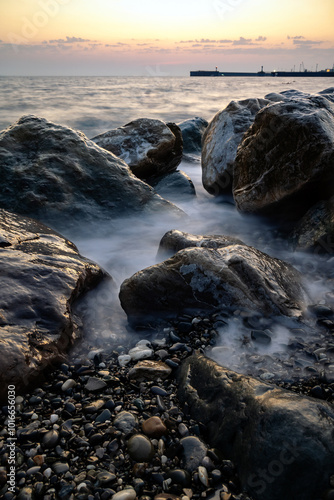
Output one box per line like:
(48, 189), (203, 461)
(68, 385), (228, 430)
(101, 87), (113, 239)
(287, 35), (305, 40)
(292, 39), (324, 45)
(256, 36), (267, 42)
(232, 37), (254, 45)
(47, 36), (94, 44)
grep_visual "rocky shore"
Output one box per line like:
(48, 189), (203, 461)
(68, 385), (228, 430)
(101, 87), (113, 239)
(1, 87), (334, 500)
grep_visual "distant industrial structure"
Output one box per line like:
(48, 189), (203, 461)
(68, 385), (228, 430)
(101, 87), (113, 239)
(190, 64), (334, 77)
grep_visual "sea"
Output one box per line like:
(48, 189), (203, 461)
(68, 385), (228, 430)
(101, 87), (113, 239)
(1, 75), (333, 380)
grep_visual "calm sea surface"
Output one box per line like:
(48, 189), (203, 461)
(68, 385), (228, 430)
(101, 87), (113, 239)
(1, 76), (333, 376)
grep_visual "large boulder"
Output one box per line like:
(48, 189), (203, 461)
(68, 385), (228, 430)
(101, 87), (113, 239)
(201, 98), (270, 195)
(178, 117), (208, 154)
(0, 209), (107, 401)
(149, 170), (196, 203)
(91, 118), (183, 180)
(291, 196), (334, 253)
(177, 353), (334, 500)
(233, 94), (334, 220)
(157, 229), (244, 258)
(0, 115), (182, 233)
(119, 242), (307, 327)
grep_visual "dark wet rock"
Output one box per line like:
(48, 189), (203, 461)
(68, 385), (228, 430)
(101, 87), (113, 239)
(178, 117), (208, 154)
(142, 416), (167, 438)
(96, 471), (116, 486)
(0, 209), (106, 402)
(158, 230), (244, 258)
(52, 462), (69, 475)
(233, 94), (334, 221)
(127, 433), (154, 462)
(92, 118), (182, 180)
(128, 360), (172, 381)
(168, 469), (191, 486)
(120, 243), (307, 327)
(202, 98), (270, 195)
(178, 353), (334, 500)
(84, 377), (107, 392)
(149, 170), (196, 202)
(291, 196), (334, 253)
(251, 330), (272, 345)
(95, 408), (112, 423)
(112, 488), (137, 500)
(180, 436), (207, 472)
(0, 115), (182, 233)
(113, 411), (138, 435)
(42, 430), (59, 449)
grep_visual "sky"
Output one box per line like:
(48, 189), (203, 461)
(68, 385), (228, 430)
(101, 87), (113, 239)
(0, 0), (333, 76)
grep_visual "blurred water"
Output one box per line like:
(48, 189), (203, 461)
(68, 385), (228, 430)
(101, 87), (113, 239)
(1, 76), (333, 380)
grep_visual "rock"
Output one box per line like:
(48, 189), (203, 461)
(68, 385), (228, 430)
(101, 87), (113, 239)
(95, 409), (112, 423)
(61, 379), (76, 392)
(0, 115), (182, 233)
(149, 170), (196, 203)
(52, 462), (69, 475)
(112, 488), (137, 500)
(180, 436), (207, 472)
(128, 345), (153, 361)
(291, 196), (334, 253)
(202, 98), (270, 195)
(158, 230), (244, 258)
(42, 430), (59, 449)
(92, 118), (183, 180)
(251, 330), (272, 345)
(177, 353), (334, 500)
(178, 117), (208, 154)
(85, 377), (107, 392)
(142, 416), (167, 438)
(0, 209), (106, 402)
(113, 411), (138, 435)
(120, 243), (307, 327)
(233, 94), (334, 220)
(127, 434), (154, 462)
(96, 470), (116, 486)
(128, 360), (172, 381)
(84, 399), (105, 414)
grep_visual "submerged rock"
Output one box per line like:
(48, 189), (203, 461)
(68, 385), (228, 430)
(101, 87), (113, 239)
(149, 170), (196, 203)
(0, 115), (182, 233)
(120, 242), (307, 327)
(202, 98), (270, 195)
(92, 118), (183, 180)
(178, 353), (334, 500)
(233, 94), (334, 220)
(178, 117), (208, 154)
(158, 230), (244, 258)
(0, 209), (106, 401)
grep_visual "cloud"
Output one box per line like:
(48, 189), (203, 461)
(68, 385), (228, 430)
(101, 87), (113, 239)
(256, 36), (267, 42)
(287, 35), (305, 40)
(232, 37), (253, 45)
(48, 36), (93, 44)
(292, 39), (324, 45)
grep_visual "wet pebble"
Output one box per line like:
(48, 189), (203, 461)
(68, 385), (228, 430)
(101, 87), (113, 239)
(84, 399), (105, 413)
(127, 434), (154, 462)
(180, 436), (207, 472)
(61, 379), (76, 391)
(42, 429), (59, 449)
(95, 408), (112, 423)
(128, 360), (172, 381)
(112, 488), (137, 500)
(85, 377), (107, 392)
(113, 411), (137, 435)
(52, 462), (69, 475)
(142, 416), (167, 438)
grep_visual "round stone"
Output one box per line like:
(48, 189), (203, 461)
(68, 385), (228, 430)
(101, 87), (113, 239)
(142, 417), (167, 438)
(42, 430), (59, 449)
(52, 462), (69, 475)
(96, 470), (116, 486)
(127, 434), (154, 462)
(180, 436), (207, 472)
(113, 411), (137, 435)
(61, 379), (76, 391)
(112, 489), (137, 500)
(168, 469), (191, 486)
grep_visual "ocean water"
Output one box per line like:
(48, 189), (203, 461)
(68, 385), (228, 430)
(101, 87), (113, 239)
(1, 75), (333, 380)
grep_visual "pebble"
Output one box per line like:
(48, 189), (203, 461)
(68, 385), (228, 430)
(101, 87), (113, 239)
(112, 488), (137, 500)
(127, 434), (154, 462)
(84, 399), (105, 413)
(96, 470), (116, 486)
(168, 469), (191, 487)
(180, 436), (207, 472)
(251, 330), (272, 344)
(142, 416), (167, 438)
(95, 408), (112, 423)
(61, 379), (76, 391)
(118, 354), (132, 366)
(128, 345), (154, 361)
(113, 411), (138, 435)
(151, 386), (168, 396)
(52, 462), (69, 474)
(85, 377), (107, 392)
(128, 360), (172, 380)
(42, 429), (59, 448)
(50, 414), (59, 424)
(198, 466), (209, 487)
(15, 395), (24, 404)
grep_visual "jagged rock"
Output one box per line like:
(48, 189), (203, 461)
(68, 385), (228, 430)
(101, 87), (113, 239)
(233, 94), (334, 220)
(0, 115), (182, 233)
(158, 230), (244, 258)
(177, 353), (334, 500)
(201, 98), (270, 195)
(291, 196), (334, 253)
(119, 242), (307, 327)
(149, 170), (196, 203)
(92, 118), (183, 180)
(0, 209), (106, 401)
(178, 117), (208, 154)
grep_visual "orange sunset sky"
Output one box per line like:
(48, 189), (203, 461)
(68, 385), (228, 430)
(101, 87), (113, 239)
(0, 0), (333, 75)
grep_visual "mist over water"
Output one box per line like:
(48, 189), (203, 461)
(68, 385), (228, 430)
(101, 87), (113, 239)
(1, 76), (334, 382)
